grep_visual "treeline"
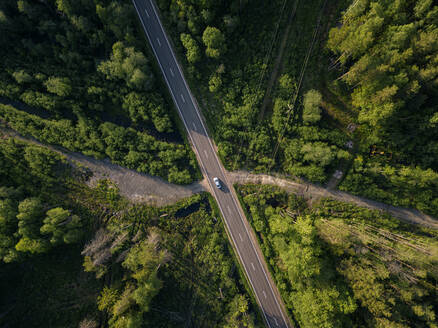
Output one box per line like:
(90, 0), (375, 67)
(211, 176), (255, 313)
(274, 85), (351, 183)
(339, 156), (438, 216)
(237, 184), (438, 328)
(327, 0), (438, 213)
(0, 0), (198, 183)
(161, 0), (438, 215)
(314, 198), (438, 328)
(87, 229), (168, 327)
(0, 104), (195, 184)
(269, 0), (356, 183)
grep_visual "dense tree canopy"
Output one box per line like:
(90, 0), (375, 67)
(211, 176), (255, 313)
(324, 0), (438, 215)
(328, 0), (438, 168)
(0, 136), (261, 327)
(0, 137), (83, 262)
(238, 185), (438, 328)
(0, 0), (198, 184)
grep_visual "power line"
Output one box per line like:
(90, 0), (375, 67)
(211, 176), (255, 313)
(229, 0), (289, 171)
(267, 0), (328, 174)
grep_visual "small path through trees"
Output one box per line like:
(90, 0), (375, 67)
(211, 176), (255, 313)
(1, 126), (436, 228)
(229, 171), (438, 229)
(0, 127), (206, 206)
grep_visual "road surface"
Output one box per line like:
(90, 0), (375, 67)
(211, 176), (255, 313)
(131, 1), (291, 327)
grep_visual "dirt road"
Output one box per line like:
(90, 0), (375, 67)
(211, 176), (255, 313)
(2, 126), (436, 228)
(229, 171), (438, 229)
(0, 127), (206, 206)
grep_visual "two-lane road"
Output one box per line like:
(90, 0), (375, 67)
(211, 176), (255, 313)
(132, 1), (290, 327)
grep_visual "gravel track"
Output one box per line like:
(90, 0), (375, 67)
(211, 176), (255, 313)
(229, 171), (438, 229)
(2, 126), (436, 228)
(0, 127), (207, 206)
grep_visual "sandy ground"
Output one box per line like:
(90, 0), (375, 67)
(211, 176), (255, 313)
(70, 153), (207, 206)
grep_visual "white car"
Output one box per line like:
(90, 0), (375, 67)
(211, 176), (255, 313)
(213, 177), (222, 189)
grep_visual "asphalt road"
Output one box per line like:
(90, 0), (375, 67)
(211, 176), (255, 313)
(132, 1), (290, 327)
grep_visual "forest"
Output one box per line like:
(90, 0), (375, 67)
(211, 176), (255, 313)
(237, 184), (438, 328)
(0, 0), (436, 211)
(157, 0), (438, 215)
(328, 0), (438, 216)
(156, 0), (352, 181)
(1, 0), (438, 326)
(0, 135), (261, 328)
(0, 0), (199, 184)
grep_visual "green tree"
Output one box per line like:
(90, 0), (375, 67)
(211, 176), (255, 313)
(98, 286), (120, 312)
(0, 198), (19, 262)
(208, 73), (222, 92)
(301, 142), (335, 167)
(272, 215), (356, 327)
(16, 198), (44, 239)
(180, 33), (201, 63)
(98, 42), (154, 91)
(327, 0), (438, 167)
(202, 26), (226, 58)
(96, 2), (133, 40)
(40, 207), (83, 245)
(302, 90), (322, 124)
(222, 294), (255, 328)
(44, 77), (72, 97)
(12, 70), (33, 84)
(15, 197), (49, 254)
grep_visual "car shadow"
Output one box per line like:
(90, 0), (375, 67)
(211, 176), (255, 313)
(217, 179), (230, 193)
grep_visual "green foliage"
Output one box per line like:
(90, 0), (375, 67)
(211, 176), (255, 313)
(122, 92), (172, 132)
(40, 207), (83, 245)
(98, 41), (154, 91)
(302, 89), (322, 124)
(340, 156), (438, 216)
(271, 74), (348, 183)
(327, 0), (438, 168)
(98, 286), (119, 312)
(98, 234), (166, 327)
(239, 185), (356, 327)
(0, 137), (84, 262)
(282, 133), (349, 183)
(96, 2), (134, 40)
(237, 184), (438, 328)
(0, 0), (198, 184)
(12, 70), (33, 84)
(209, 73), (222, 93)
(0, 104), (196, 184)
(86, 193), (262, 327)
(314, 198), (438, 327)
(0, 134), (260, 326)
(202, 26), (226, 58)
(301, 142), (335, 167)
(158, 0), (294, 175)
(222, 294), (256, 328)
(0, 196), (19, 262)
(44, 77), (72, 97)
(180, 33), (201, 63)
